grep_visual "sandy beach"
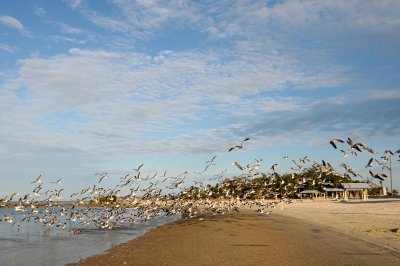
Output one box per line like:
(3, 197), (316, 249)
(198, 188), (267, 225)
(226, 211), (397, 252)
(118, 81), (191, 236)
(275, 198), (400, 251)
(69, 198), (400, 266)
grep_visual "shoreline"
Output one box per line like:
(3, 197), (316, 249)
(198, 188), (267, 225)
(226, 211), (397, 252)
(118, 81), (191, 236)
(68, 199), (400, 266)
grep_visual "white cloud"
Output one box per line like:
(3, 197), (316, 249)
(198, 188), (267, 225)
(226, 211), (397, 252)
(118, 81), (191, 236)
(33, 5), (46, 17)
(60, 23), (84, 34)
(64, 0), (83, 9)
(51, 35), (86, 44)
(0, 42), (19, 53)
(0, 14), (32, 37)
(362, 89), (400, 101)
(1, 1), (399, 187)
(0, 42), (354, 166)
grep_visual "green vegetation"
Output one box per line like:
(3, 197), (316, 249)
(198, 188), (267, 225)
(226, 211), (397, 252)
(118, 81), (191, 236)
(181, 168), (355, 200)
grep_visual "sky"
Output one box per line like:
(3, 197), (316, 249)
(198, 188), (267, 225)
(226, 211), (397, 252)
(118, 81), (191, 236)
(0, 0), (399, 197)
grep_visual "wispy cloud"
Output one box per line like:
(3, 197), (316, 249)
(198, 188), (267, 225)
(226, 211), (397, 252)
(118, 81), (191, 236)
(59, 23), (84, 34)
(33, 5), (46, 17)
(64, 0), (83, 10)
(0, 14), (32, 37)
(0, 42), (19, 53)
(0, 1), (399, 194)
(51, 35), (86, 44)
(3, 42), (395, 162)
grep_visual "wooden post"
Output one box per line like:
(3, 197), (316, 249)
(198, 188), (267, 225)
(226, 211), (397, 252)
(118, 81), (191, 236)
(363, 189), (368, 201)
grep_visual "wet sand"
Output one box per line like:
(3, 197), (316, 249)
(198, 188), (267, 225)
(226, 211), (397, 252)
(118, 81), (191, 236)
(70, 200), (400, 266)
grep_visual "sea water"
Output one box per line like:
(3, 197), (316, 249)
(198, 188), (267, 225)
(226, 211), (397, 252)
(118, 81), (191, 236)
(0, 207), (179, 266)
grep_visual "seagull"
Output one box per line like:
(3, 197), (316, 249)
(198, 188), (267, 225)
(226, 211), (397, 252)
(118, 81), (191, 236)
(329, 138), (344, 149)
(133, 163), (144, 171)
(346, 138), (362, 152)
(50, 178), (62, 185)
(369, 170), (386, 181)
(205, 155), (217, 164)
(358, 143), (374, 154)
(9, 192), (19, 202)
(365, 158), (374, 168)
(194, 163), (215, 174)
(385, 149), (394, 155)
(228, 137), (250, 152)
(95, 172), (108, 183)
(340, 150), (348, 157)
(31, 175), (42, 184)
(232, 162), (244, 171)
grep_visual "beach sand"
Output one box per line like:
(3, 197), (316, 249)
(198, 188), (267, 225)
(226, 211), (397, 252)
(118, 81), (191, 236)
(275, 198), (400, 251)
(69, 198), (400, 266)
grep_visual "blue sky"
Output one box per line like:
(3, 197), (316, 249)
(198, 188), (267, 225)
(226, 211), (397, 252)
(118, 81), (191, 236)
(1, 0), (399, 196)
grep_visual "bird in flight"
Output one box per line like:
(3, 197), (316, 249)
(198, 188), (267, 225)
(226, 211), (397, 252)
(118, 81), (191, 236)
(133, 163), (144, 172)
(232, 161), (244, 170)
(31, 175), (42, 184)
(329, 138), (344, 149)
(365, 158), (373, 168)
(205, 155), (217, 164)
(228, 138), (250, 152)
(51, 178), (62, 185)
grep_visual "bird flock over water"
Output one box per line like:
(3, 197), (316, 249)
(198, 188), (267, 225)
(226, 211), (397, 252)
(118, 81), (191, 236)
(0, 137), (398, 235)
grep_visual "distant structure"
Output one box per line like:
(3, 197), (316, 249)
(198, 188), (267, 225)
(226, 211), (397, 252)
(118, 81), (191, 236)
(340, 183), (371, 201)
(299, 190), (324, 200)
(323, 187), (344, 200)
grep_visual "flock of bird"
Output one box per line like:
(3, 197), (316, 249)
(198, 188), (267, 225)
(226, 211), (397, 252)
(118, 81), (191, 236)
(0, 137), (398, 235)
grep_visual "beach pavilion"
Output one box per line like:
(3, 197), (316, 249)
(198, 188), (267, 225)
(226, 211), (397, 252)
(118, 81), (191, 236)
(340, 183), (371, 201)
(299, 190), (325, 200)
(323, 187), (344, 200)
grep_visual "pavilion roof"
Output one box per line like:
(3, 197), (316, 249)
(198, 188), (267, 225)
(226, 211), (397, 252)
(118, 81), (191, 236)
(341, 183), (371, 190)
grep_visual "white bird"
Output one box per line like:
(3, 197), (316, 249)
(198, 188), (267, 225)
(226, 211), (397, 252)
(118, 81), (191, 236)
(232, 162), (244, 171)
(51, 178), (62, 185)
(31, 175), (42, 184)
(329, 138), (344, 149)
(228, 138), (250, 152)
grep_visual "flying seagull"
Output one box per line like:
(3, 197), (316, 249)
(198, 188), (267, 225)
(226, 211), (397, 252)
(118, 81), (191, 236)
(31, 175), (42, 184)
(329, 138), (344, 149)
(228, 138), (250, 152)
(365, 158), (373, 168)
(232, 161), (244, 171)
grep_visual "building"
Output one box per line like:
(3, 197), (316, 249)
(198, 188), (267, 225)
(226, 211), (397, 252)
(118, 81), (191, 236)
(340, 183), (371, 201)
(323, 187), (344, 200)
(299, 190), (324, 200)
